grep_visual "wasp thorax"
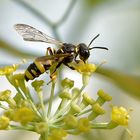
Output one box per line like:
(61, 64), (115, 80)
(63, 43), (75, 53)
(78, 43), (90, 62)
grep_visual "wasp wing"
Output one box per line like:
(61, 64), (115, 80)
(35, 53), (72, 64)
(14, 24), (63, 46)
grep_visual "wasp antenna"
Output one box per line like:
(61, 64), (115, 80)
(89, 46), (109, 50)
(88, 34), (100, 48)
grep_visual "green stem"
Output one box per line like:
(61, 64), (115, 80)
(28, 99), (42, 120)
(54, 98), (67, 116)
(37, 91), (47, 121)
(15, 87), (42, 119)
(15, 87), (26, 100)
(43, 93), (58, 105)
(54, 0), (77, 27)
(12, 0), (53, 26)
(9, 124), (34, 131)
(91, 122), (118, 129)
(39, 132), (48, 140)
(47, 82), (55, 118)
(77, 108), (92, 116)
(72, 85), (85, 102)
(52, 85), (86, 120)
(0, 103), (8, 110)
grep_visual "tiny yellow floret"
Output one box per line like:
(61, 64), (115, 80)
(32, 80), (44, 92)
(49, 128), (67, 140)
(35, 122), (48, 134)
(69, 103), (81, 114)
(64, 115), (78, 128)
(0, 90), (11, 101)
(14, 107), (35, 124)
(97, 89), (112, 101)
(73, 61), (96, 74)
(77, 118), (91, 133)
(0, 64), (18, 75)
(0, 116), (10, 129)
(83, 93), (95, 105)
(61, 78), (74, 89)
(111, 106), (130, 126)
(4, 109), (15, 120)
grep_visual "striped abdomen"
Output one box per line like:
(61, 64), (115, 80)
(24, 60), (51, 81)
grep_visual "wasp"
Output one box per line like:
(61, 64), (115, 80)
(14, 24), (108, 81)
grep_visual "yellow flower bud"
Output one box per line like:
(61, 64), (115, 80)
(64, 115), (78, 128)
(69, 103), (81, 114)
(74, 61), (96, 74)
(35, 122), (48, 134)
(61, 78), (74, 89)
(0, 116), (10, 129)
(88, 103), (105, 120)
(4, 109), (15, 120)
(8, 74), (29, 94)
(77, 118), (91, 133)
(0, 64), (18, 75)
(32, 80), (44, 92)
(0, 90), (11, 101)
(111, 106), (130, 126)
(50, 128), (67, 140)
(97, 89), (112, 102)
(83, 93), (95, 105)
(14, 107), (35, 124)
(80, 93), (95, 109)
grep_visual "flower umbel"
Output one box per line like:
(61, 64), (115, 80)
(111, 106), (130, 126)
(0, 61), (131, 140)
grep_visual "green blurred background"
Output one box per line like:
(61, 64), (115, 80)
(0, 0), (140, 140)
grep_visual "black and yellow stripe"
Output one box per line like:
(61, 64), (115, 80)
(24, 62), (51, 81)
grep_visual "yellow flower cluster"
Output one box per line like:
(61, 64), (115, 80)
(0, 64), (18, 75)
(73, 61), (96, 74)
(111, 106), (130, 126)
(0, 62), (131, 140)
(13, 107), (35, 124)
(0, 116), (10, 129)
(48, 128), (67, 140)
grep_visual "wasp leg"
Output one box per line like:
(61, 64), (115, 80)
(51, 61), (63, 76)
(75, 60), (80, 64)
(47, 61), (63, 85)
(46, 47), (56, 56)
(74, 54), (80, 64)
(64, 63), (75, 70)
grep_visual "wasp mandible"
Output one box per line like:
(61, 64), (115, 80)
(14, 24), (108, 81)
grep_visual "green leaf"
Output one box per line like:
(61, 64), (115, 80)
(84, 0), (110, 7)
(0, 39), (35, 58)
(86, 0), (106, 5)
(96, 67), (140, 100)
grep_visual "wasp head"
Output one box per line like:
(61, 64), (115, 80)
(78, 43), (90, 63)
(77, 34), (108, 63)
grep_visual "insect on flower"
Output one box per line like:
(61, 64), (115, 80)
(14, 24), (108, 81)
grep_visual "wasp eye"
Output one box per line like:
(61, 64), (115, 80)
(79, 43), (90, 61)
